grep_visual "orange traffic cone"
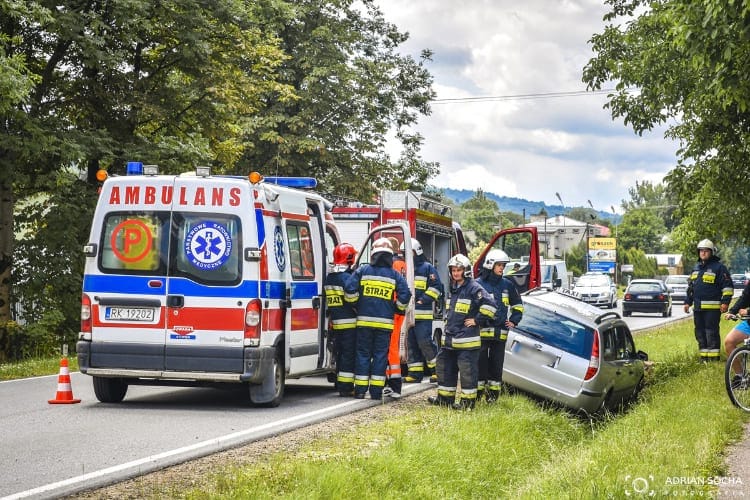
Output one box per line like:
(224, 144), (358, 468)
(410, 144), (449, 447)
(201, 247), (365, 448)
(48, 358), (81, 404)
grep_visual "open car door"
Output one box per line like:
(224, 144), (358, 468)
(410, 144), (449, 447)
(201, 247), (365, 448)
(355, 223), (415, 359)
(474, 227), (541, 293)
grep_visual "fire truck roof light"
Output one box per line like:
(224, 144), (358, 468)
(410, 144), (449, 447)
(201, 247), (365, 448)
(264, 176), (317, 189)
(143, 164), (159, 176)
(196, 166), (211, 177)
(126, 161), (143, 175)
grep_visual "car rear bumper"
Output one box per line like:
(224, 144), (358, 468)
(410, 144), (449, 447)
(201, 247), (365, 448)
(622, 302), (669, 313)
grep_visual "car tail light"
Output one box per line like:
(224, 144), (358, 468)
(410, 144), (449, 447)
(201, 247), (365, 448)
(624, 293), (632, 300)
(658, 294), (665, 300)
(244, 299), (262, 345)
(80, 294), (92, 337)
(584, 330), (600, 380)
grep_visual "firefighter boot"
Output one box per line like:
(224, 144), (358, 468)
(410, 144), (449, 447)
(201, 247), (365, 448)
(451, 398), (476, 411)
(485, 388), (500, 403)
(427, 395), (453, 407)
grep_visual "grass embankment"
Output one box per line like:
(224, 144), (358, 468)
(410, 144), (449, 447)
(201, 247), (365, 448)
(2, 320), (748, 498)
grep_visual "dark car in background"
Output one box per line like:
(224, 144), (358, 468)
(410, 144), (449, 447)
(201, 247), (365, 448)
(732, 274), (748, 289)
(622, 279), (672, 317)
(502, 289), (648, 414)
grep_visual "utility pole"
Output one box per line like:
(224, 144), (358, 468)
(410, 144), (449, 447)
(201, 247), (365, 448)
(555, 192), (565, 261)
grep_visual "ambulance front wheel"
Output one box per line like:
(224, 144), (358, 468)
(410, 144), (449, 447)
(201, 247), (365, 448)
(249, 346), (285, 408)
(92, 376), (128, 403)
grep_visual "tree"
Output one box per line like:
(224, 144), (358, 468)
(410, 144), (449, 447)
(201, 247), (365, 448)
(617, 209), (667, 253)
(1, 1), (292, 329)
(457, 190), (502, 243)
(583, 0), (750, 257)
(238, 0), (438, 200)
(2, 1), (438, 348)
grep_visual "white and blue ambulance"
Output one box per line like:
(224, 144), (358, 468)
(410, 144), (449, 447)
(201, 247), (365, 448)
(77, 163), (344, 407)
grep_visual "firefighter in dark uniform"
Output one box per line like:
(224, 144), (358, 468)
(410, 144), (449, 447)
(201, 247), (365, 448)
(428, 254), (496, 410)
(403, 238), (443, 383)
(684, 238), (733, 362)
(344, 237), (411, 400)
(475, 249), (523, 402)
(324, 243), (358, 397)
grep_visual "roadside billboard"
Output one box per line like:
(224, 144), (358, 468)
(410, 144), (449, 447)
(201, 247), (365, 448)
(588, 237), (616, 274)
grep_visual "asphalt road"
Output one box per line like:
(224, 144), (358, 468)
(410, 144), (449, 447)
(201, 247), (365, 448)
(0, 297), (706, 500)
(0, 374), (432, 499)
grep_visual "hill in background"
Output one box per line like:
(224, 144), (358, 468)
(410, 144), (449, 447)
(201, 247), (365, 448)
(440, 188), (619, 223)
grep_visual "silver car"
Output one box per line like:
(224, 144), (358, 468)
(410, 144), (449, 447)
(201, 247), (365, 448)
(664, 274), (689, 301)
(503, 289), (648, 414)
(572, 272), (617, 308)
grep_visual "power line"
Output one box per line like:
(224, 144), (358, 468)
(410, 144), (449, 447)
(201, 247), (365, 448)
(432, 88), (619, 104)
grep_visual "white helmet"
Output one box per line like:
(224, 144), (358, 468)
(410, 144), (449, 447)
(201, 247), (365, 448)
(400, 238), (423, 256)
(372, 237), (394, 256)
(697, 239), (716, 253)
(448, 253), (472, 278)
(483, 249), (510, 270)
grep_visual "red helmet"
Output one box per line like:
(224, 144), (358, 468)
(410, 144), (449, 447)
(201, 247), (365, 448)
(333, 243), (357, 266)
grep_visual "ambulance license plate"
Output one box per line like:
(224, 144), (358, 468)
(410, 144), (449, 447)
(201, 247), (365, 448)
(105, 307), (155, 322)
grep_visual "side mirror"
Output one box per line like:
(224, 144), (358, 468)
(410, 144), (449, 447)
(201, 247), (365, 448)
(553, 278), (562, 288)
(637, 350), (649, 361)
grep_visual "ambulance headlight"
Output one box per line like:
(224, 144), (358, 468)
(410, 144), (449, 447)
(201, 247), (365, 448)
(143, 164), (159, 176)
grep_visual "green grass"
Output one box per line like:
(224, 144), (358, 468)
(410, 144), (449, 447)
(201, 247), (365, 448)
(172, 317), (749, 499)
(2, 319), (748, 498)
(0, 356), (78, 381)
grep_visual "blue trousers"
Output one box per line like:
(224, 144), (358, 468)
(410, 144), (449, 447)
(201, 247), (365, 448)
(335, 329), (356, 394)
(406, 320), (438, 379)
(354, 327), (390, 398)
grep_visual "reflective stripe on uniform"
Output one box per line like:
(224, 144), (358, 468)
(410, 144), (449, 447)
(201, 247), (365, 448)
(451, 336), (481, 349)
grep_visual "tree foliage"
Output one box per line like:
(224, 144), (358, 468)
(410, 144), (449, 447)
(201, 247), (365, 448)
(456, 190), (502, 243)
(583, 0), (750, 258)
(0, 1), (438, 358)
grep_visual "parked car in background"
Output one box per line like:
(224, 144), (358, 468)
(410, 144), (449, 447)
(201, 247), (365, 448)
(664, 274), (689, 301)
(502, 289), (648, 414)
(622, 279), (672, 317)
(572, 272), (617, 308)
(732, 273), (748, 289)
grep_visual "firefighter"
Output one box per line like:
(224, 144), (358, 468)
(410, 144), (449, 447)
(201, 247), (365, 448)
(403, 238), (443, 384)
(428, 254), (496, 410)
(475, 249), (523, 402)
(345, 237), (411, 400)
(684, 239), (733, 362)
(385, 237), (406, 398)
(324, 243), (359, 396)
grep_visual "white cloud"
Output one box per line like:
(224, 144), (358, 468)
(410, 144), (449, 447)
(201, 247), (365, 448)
(376, 0), (679, 211)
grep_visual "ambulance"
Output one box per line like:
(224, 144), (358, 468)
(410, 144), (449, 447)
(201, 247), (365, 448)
(77, 163), (349, 407)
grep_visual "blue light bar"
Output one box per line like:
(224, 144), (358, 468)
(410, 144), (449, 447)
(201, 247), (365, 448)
(126, 161), (143, 175)
(264, 176), (317, 189)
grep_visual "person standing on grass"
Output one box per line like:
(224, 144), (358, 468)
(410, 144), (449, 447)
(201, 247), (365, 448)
(324, 243), (359, 397)
(475, 249), (523, 403)
(384, 237), (407, 399)
(345, 237), (411, 400)
(403, 238), (443, 384)
(428, 254), (496, 410)
(684, 238), (733, 362)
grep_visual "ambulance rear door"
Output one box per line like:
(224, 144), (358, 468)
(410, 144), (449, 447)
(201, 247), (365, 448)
(273, 190), (327, 376)
(164, 176), (253, 373)
(85, 176), (174, 371)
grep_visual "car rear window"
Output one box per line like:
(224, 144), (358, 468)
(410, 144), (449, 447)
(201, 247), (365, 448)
(516, 302), (594, 358)
(665, 276), (687, 285)
(628, 283), (662, 293)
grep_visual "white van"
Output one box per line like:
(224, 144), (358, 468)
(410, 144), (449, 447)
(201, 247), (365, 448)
(540, 258), (570, 290)
(77, 164), (343, 407)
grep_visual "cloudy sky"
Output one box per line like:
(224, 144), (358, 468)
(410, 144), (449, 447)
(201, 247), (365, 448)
(376, 0), (678, 213)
